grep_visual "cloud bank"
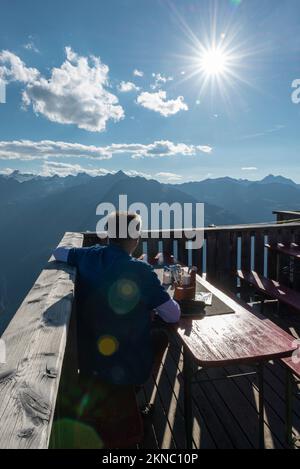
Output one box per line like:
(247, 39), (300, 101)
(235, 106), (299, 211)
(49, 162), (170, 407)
(0, 139), (212, 160)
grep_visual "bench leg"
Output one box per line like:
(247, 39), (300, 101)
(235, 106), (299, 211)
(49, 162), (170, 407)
(258, 363), (265, 449)
(183, 347), (193, 450)
(285, 369), (293, 447)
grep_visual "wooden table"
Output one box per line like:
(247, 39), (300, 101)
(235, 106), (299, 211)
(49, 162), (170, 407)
(157, 270), (297, 449)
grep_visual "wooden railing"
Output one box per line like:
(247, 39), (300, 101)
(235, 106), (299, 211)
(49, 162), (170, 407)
(84, 221), (300, 293)
(1, 221), (300, 448)
(0, 232), (83, 449)
(273, 211), (300, 223)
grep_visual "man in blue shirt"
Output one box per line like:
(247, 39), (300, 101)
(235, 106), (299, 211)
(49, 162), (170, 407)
(53, 211), (180, 386)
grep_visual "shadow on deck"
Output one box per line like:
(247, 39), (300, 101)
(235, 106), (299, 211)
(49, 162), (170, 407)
(140, 302), (300, 449)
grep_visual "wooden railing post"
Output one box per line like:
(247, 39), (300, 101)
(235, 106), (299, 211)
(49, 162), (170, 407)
(190, 233), (204, 276)
(254, 231), (265, 276)
(292, 227), (300, 291)
(267, 228), (279, 281)
(205, 230), (217, 283)
(177, 231), (189, 267)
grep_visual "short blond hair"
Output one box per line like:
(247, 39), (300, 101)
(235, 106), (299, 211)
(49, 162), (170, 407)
(106, 211), (142, 245)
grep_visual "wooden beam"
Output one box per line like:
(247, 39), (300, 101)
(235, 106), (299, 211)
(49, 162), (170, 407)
(0, 232), (83, 449)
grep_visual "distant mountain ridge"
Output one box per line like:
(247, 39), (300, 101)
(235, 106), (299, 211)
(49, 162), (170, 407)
(174, 174), (300, 224)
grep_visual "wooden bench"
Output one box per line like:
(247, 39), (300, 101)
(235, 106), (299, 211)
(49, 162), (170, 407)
(236, 271), (300, 446)
(262, 319), (300, 447)
(237, 270), (300, 313)
(266, 243), (300, 259)
(281, 347), (300, 447)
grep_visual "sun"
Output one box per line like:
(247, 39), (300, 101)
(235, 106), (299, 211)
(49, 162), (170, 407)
(199, 47), (230, 77)
(170, 2), (257, 104)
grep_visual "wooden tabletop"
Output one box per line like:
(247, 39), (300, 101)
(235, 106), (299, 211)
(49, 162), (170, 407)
(156, 270), (297, 367)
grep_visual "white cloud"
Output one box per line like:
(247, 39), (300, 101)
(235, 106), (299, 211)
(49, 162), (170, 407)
(0, 47), (124, 132)
(133, 69), (144, 77)
(0, 163), (154, 180)
(110, 140), (212, 158)
(0, 139), (212, 160)
(196, 145), (212, 153)
(239, 125), (285, 141)
(150, 73), (173, 90)
(136, 90), (188, 117)
(23, 47), (124, 132)
(41, 161), (111, 177)
(118, 81), (140, 93)
(23, 41), (39, 53)
(155, 172), (182, 182)
(0, 167), (14, 175)
(124, 170), (151, 179)
(0, 50), (39, 83)
(41, 163), (152, 179)
(0, 163), (162, 181)
(0, 140), (111, 160)
(241, 167), (258, 171)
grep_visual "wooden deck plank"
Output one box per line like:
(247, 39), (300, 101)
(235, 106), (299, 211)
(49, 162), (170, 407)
(137, 387), (158, 449)
(142, 372), (177, 449)
(223, 364), (286, 449)
(150, 362), (178, 449)
(166, 341), (218, 449)
(203, 366), (264, 448)
(156, 348), (188, 450)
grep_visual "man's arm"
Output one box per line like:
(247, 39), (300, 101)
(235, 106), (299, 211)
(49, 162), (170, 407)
(156, 298), (181, 323)
(137, 262), (181, 323)
(53, 246), (72, 263)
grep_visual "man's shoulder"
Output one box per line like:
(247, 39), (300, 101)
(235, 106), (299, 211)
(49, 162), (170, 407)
(128, 258), (155, 275)
(70, 244), (105, 259)
(78, 245), (105, 254)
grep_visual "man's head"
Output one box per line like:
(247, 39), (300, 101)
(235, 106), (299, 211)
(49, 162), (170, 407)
(106, 211), (142, 255)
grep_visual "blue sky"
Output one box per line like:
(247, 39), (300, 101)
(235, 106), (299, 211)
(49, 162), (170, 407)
(0, 0), (300, 182)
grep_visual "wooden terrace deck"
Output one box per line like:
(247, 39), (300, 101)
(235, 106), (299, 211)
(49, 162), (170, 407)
(2, 224), (300, 449)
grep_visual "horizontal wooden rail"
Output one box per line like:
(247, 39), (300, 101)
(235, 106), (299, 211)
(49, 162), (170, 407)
(0, 232), (83, 449)
(84, 222), (300, 293)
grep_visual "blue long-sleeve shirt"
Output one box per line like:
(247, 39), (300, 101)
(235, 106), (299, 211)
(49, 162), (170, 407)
(53, 244), (180, 385)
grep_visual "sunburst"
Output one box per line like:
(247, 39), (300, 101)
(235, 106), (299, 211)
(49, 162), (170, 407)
(168, 2), (260, 106)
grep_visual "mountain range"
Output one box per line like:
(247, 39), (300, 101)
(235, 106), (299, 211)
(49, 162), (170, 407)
(0, 169), (299, 333)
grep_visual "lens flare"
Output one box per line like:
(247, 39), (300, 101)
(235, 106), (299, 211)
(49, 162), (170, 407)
(50, 418), (104, 449)
(98, 335), (119, 356)
(108, 278), (140, 315)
